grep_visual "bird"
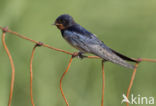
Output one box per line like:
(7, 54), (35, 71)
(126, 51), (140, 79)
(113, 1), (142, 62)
(53, 14), (138, 69)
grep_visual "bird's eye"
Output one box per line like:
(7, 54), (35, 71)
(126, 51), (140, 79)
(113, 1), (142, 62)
(59, 19), (65, 23)
(62, 20), (66, 24)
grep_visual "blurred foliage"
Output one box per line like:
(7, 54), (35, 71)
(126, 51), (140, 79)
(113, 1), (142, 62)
(0, 0), (156, 106)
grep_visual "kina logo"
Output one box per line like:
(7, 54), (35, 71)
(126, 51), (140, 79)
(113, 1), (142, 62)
(121, 94), (154, 105)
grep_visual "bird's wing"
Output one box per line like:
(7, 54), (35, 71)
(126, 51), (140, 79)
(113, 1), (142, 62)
(63, 25), (135, 69)
(86, 36), (135, 69)
(62, 30), (92, 52)
(110, 49), (137, 63)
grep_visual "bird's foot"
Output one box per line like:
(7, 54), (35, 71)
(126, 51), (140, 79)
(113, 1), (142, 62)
(72, 52), (87, 59)
(78, 52), (87, 59)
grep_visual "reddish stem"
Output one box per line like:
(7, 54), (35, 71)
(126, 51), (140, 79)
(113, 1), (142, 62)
(2, 32), (15, 106)
(60, 56), (73, 106)
(30, 45), (38, 106)
(126, 63), (138, 106)
(101, 61), (105, 106)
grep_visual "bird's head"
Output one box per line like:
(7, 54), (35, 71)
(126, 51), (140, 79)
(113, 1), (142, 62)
(53, 14), (75, 30)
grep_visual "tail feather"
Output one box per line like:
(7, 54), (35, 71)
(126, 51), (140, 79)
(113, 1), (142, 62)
(89, 44), (136, 69)
(113, 59), (135, 69)
(110, 49), (138, 63)
(105, 56), (135, 69)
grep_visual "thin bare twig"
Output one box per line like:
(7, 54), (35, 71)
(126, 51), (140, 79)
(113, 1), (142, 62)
(126, 63), (138, 106)
(138, 58), (156, 63)
(60, 56), (73, 106)
(30, 42), (43, 106)
(0, 26), (72, 55)
(30, 45), (37, 106)
(101, 61), (105, 106)
(1, 29), (15, 106)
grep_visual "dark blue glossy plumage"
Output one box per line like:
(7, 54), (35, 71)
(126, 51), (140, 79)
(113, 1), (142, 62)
(54, 14), (137, 69)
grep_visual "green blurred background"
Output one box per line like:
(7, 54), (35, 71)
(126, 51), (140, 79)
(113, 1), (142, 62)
(0, 0), (156, 106)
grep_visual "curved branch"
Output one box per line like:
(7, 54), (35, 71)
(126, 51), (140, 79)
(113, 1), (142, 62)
(1, 31), (15, 106)
(126, 63), (138, 106)
(60, 56), (73, 106)
(101, 61), (105, 106)
(30, 45), (39, 106)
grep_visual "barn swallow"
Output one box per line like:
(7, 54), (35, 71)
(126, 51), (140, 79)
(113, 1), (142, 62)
(53, 14), (138, 69)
